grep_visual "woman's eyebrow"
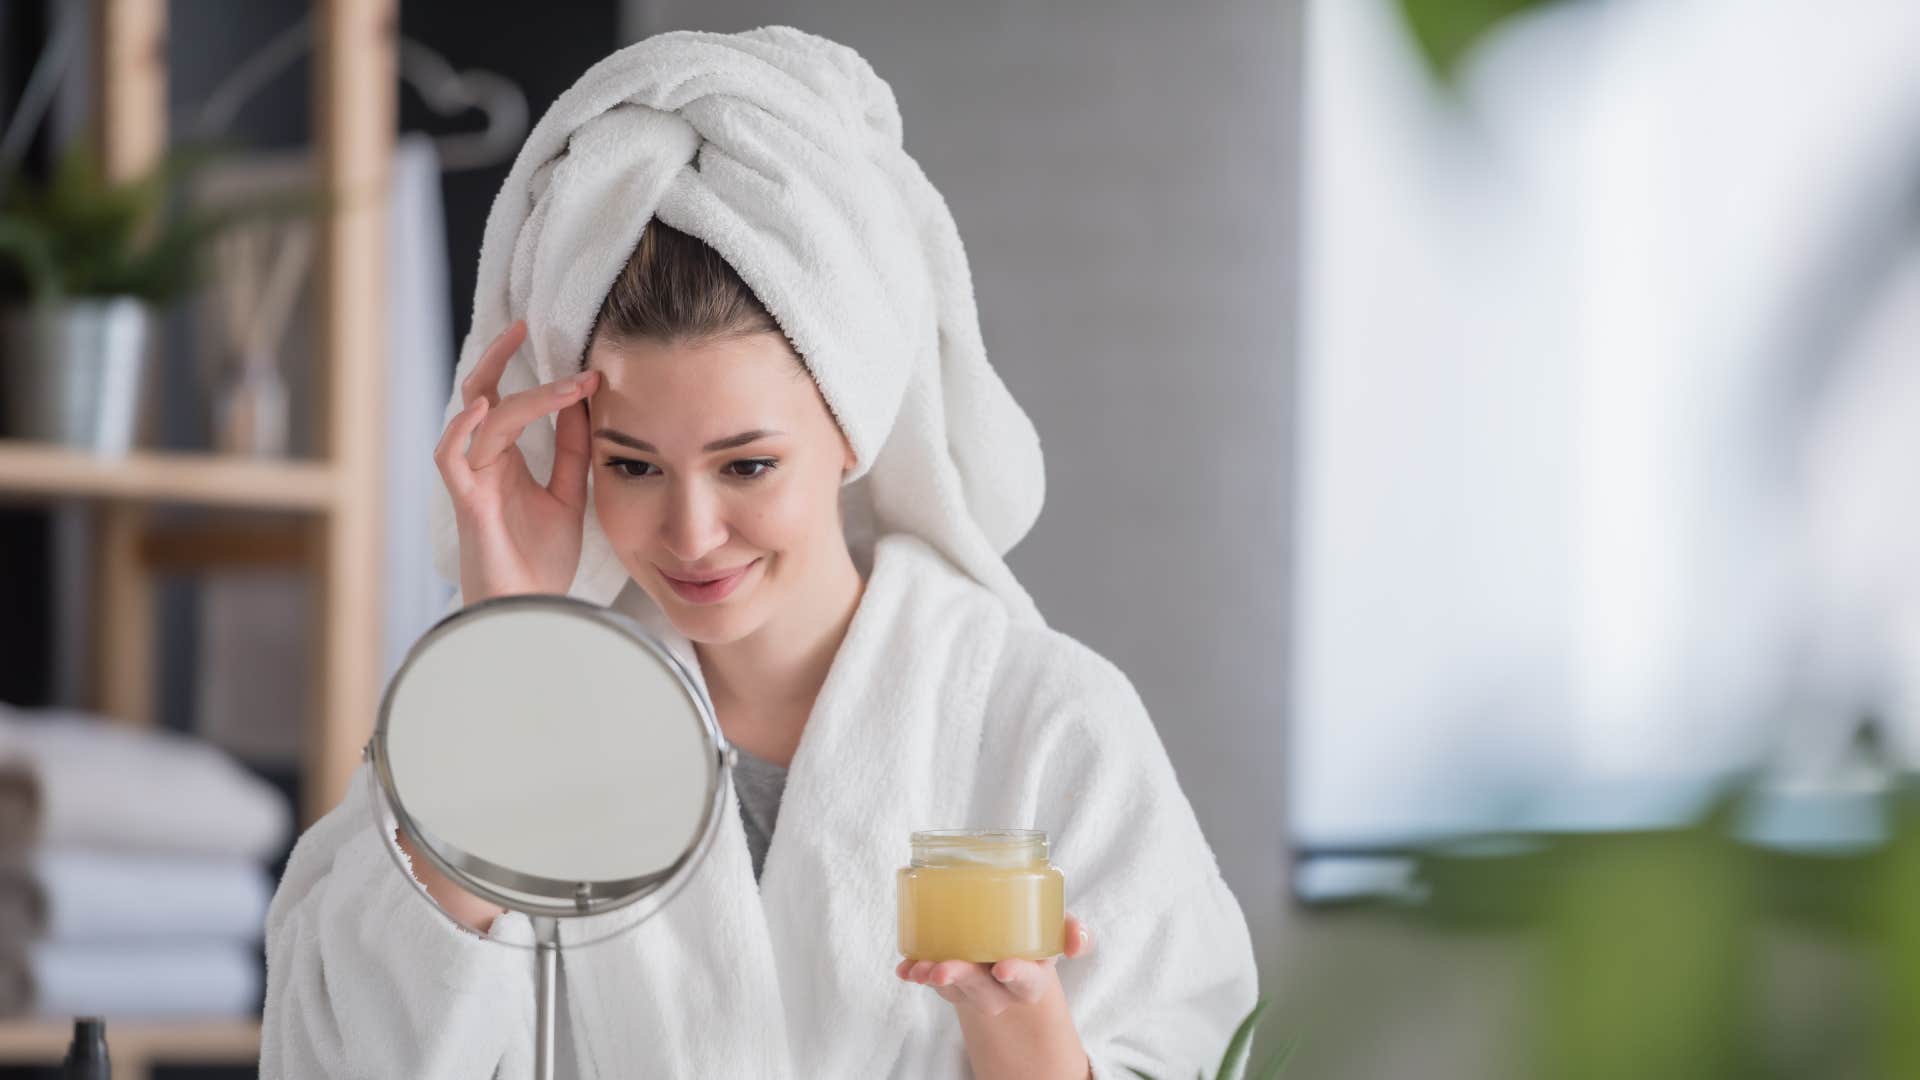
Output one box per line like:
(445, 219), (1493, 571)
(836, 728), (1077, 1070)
(592, 428), (786, 453)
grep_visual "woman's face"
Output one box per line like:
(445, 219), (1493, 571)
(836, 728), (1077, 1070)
(584, 331), (855, 644)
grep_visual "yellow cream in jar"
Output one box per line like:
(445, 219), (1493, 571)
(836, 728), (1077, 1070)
(897, 828), (1065, 963)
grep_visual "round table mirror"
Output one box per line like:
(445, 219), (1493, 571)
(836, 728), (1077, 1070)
(364, 593), (732, 1080)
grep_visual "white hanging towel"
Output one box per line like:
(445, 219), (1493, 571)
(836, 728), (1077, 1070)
(261, 534), (1259, 1077)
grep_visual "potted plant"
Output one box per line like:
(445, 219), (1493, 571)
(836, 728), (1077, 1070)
(1126, 994), (1299, 1080)
(0, 134), (324, 455)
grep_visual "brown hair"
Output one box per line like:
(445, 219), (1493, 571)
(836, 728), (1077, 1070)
(583, 219), (792, 369)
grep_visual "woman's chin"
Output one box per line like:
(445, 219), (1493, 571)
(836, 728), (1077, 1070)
(674, 609), (761, 646)
(658, 591), (763, 645)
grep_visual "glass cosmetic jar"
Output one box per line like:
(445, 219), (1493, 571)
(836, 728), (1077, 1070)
(897, 828), (1066, 963)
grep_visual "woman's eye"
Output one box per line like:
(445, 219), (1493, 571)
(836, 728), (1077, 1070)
(605, 458), (657, 478)
(603, 458), (777, 480)
(726, 458), (779, 480)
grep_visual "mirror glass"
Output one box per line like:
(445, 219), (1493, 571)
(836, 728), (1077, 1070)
(367, 594), (728, 947)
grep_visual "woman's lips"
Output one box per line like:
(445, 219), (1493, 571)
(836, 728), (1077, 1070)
(661, 559), (759, 604)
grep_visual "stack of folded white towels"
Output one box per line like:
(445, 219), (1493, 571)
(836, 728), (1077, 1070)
(0, 703), (291, 1020)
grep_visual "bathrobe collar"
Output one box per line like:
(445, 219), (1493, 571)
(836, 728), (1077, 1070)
(578, 531), (1009, 1074)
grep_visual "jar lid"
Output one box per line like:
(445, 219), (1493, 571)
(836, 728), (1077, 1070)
(910, 828), (1049, 868)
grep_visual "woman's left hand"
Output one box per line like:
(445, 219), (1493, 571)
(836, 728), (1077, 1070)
(894, 914), (1093, 1017)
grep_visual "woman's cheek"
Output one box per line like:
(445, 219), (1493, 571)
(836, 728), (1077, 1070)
(588, 472), (824, 564)
(592, 482), (653, 561)
(759, 479), (831, 552)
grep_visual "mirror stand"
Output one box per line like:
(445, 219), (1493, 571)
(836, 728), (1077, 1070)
(533, 914), (560, 1080)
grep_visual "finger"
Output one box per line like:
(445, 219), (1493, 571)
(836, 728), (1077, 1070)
(460, 318), (529, 409)
(988, 959), (1053, 1004)
(915, 959), (979, 993)
(547, 369), (598, 509)
(936, 962), (1016, 1011)
(1065, 914), (1093, 959)
(925, 960), (978, 989)
(468, 372), (594, 470)
(433, 396), (489, 498)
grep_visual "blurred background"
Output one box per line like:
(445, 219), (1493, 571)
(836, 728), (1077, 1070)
(0, 0), (1916, 1078)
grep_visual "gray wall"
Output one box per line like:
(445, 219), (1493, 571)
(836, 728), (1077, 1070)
(621, 0), (1302, 1060)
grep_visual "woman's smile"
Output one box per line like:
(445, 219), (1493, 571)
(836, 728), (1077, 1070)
(660, 558), (762, 603)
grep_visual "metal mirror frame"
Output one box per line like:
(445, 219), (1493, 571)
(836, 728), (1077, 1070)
(365, 592), (735, 928)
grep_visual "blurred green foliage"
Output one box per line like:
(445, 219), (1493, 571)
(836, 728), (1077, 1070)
(1395, 772), (1917, 1079)
(1394, 0), (1564, 84)
(0, 130), (329, 305)
(1875, 778), (1920, 1078)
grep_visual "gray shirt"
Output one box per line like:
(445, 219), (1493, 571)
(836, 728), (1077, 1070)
(731, 744), (789, 883)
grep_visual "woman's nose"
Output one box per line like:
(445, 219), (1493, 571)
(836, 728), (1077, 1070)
(660, 479), (728, 561)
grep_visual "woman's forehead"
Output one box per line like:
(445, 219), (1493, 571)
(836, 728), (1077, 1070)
(589, 329), (794, 374)
(587, 334), (831, 443)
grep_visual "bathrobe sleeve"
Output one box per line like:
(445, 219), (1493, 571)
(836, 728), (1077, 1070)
(260, 761), (537, 1079)
(990, 626), (1262, 1080)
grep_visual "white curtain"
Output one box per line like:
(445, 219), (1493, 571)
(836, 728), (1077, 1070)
(1292, 0), (1920, 848)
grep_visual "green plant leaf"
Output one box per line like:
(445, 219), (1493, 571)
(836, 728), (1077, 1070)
(0, 133), (333, 305)
(1213, 995), (1271, 1080)
(1532, 814), (1760, 1078)
(1249, 1033), (1300, 1079)
(1877, 774), (1920, 1077)
(0, 218), (61, 302)
(1394, 0), (1563, 85)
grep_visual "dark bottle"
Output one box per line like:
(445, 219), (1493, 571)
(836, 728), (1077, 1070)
(60, 1016), (110, 1079)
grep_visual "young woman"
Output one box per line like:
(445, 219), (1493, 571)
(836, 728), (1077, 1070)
(261, 28), (1257, 1080)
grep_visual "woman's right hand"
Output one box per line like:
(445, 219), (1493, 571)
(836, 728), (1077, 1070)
(393, 827), (504, 934)
(434, 318), (602, 602)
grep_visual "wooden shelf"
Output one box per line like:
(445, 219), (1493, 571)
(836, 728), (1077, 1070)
(13, 2), (396, 1066)
(0, 439), (337, 510)
(141, 517), (313, 570)
(57, 0), (394, 815)
(0, 1017), (260, 1062)
(0, 2), (396, 1073)
(5, 0), (397, 840)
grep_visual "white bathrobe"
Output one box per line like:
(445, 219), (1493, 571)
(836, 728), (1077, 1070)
(260, 532), (1259, 1078)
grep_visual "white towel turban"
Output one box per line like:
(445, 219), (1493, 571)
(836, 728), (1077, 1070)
(428, 25), (1046, 626)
